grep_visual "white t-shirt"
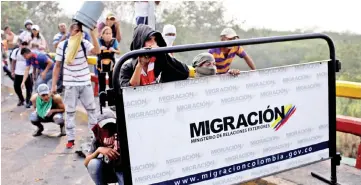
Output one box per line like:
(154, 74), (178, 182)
(55, 39), (94, 86)
(135, 2), (149, 17)
(19, 31), (32, 43)
(11, 48), (33, 75)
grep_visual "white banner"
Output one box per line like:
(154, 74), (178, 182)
(122, 61), (330, 185)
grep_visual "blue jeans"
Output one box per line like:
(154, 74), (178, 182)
(35, 69), (53, 89)
(87, 158), (124, 185)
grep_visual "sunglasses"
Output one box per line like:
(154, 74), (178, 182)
(108, 17), (115, 21)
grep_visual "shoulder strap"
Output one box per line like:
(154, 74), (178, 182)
(59, 40), (68, 85)
(62, 40), (68, 63)
(80, 41), (87, 59)
(109, 39), (115, 49)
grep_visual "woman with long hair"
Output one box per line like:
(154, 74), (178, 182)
(97, 26), (120, 93)
(29, 25), (47, 52)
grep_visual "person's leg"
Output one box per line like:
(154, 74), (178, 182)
(45, 69), (53, 88)
(108, 71), (113, 89)
(63, 86), (79, 148)
(87, 158), (107, 185)
(25, 74), (33, 107)
(29, 111), (44, 136)
(52, 113), (66, 137)
(14, 75), (25, 105)
(35, 74), (45, 90)
(98, 71), (106, 93)
(114, 171), (125, 185)
(79, 84), (97, 132)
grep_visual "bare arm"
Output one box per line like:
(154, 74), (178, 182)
(129, 63), (143, 87)
(43, 58), (53, 74)
(21, 66), (31, 84)
(30, 94), (38, 110)
(84, 149), (101, 167)
(11, 60), (16, 74)
(115, 22), (121, 43)
(243, 55), (256, 70)
(90, 29), (101, 55)
(52, 95), (65, 113)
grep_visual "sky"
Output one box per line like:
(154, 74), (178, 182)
(58, 0), (361, 34)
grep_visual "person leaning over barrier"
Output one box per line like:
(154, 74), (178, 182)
(29, 84), (66, 137)
(209, 28), (256, 74)
(120, 24), (189, 87)
(192, 53), (241, 77)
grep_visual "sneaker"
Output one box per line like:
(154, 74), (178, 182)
(32, 125), (44, 137)
(110, 106), (116, 111)
(25, 101), (32, 108)
(66, 140), (75, 149)
(17, 101), (24, 106)
(58, 124), (66, 137)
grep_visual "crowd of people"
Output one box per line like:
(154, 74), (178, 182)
(1, 2), (256, 184)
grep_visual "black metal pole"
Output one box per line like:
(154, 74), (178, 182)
(112, 33), (339, 185)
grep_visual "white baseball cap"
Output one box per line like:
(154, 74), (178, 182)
(163, 24), (176, 35)
(31, 25), (40, 31)
(220, 28), (239, 39)
(37, 84), (50, 96)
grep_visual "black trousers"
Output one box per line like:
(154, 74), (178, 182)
(14, 74), (33, 103)
(97, 70), (113, 93)
(3, 66), (14, 81)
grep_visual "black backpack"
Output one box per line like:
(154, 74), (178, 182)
(97, 38), (115, 73)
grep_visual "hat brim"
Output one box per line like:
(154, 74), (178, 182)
(98, 118), (116, 128)
(39, 91), (49, 96)
(223, 35), (239, 39)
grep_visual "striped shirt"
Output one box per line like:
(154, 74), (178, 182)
(55, 39), (94, 86)
(209, 46), (247, 74)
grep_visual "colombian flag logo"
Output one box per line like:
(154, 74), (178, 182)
(270, 104), (296, 131)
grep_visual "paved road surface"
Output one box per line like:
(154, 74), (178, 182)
(1, 86), (94, 185)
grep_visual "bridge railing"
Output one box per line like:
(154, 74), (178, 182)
(335, 81), (361, 169)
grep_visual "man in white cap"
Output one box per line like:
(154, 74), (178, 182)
(162, 24), (176, 47)
(29, 84), (66, 137)
(209, 28), (256, 74)
(19, 19), (33, 43)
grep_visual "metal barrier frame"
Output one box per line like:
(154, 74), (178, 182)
(112, 33), (342, 185)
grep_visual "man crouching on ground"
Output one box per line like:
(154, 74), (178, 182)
(84, 109), (123, 185)
(30, 84), (66, 137)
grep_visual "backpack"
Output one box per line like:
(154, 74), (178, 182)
(9, 46), (19, 62)
(97, 38), (115, 73)
(59, 40), (87, 91)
